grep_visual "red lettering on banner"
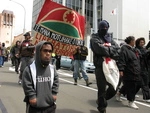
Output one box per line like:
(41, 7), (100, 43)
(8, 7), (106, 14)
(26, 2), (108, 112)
(33, 32), (78, 56)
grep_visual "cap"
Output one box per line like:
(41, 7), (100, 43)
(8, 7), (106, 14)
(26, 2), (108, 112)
(24, 32), (30, 37)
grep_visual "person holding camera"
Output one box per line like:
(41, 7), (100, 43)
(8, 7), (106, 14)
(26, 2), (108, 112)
(73, 43), (92, 86)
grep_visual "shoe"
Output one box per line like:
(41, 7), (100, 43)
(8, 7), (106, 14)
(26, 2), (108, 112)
(97, 108), (106, 113)
(74, 82), (77, 85)
(74, 79), (77, 85)
(78, 76), (83, 80)
(116, 93), (122, 102)
(135, 95), (139, 98)
(144, 99), (150, 103)
(18, 80), (22, 85)
(128, 101), (139, 110)
(85, 79), (92, 86)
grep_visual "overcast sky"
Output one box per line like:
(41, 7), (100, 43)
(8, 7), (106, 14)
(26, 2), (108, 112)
(0, 0), (33, 35)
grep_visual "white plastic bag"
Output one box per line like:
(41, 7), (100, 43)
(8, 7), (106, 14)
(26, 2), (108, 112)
(102, 57), (119, 90)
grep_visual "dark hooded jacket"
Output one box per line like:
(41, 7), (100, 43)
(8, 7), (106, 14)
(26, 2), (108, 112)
(118, 44), (141, 81)
(90, 20), (120, 67)
(22, 41), (59, 108)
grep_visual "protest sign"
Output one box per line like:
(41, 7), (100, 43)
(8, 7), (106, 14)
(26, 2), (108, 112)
(32, 0), (85, 56)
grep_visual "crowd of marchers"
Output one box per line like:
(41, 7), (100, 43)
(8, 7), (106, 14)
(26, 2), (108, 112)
(90, 20), (150, 113)
(1, 20), (150, 113)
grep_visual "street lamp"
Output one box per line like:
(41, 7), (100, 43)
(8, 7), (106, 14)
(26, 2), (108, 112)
(9, 0), (26, 34)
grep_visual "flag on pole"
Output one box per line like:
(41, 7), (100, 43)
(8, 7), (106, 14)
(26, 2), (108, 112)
(111, 8), (117, 15)
(32, 0), (85, 56)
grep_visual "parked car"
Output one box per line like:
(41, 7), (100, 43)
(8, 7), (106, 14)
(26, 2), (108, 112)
(84, 60), (95, 73)
(60, 56), (72, 68)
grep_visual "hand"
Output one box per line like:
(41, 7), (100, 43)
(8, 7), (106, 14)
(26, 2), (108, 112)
(15, 54), (19, 58)
(119, 71), (123, 77)
(103, 43), (111, 46)
(53, 95), (57, 101)
(29, 98), (37, 106)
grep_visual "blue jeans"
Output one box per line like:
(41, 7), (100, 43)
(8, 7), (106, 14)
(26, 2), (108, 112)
(0, 56), (3, 66)
(73, 60), (88, 80)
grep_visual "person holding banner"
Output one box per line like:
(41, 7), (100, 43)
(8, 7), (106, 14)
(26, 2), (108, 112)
(73, 44), (92, 86)
(18, 32), (35, 84)
(22, 41), (59, 113)
(90, 20), (120, 113)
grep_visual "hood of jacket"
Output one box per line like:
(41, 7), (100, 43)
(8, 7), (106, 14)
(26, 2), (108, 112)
(35, 41), (51, 68)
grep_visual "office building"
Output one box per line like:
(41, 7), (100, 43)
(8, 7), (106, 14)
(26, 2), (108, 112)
(32, 0), (149, 61)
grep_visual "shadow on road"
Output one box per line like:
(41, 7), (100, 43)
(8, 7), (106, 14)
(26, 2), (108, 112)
(56, 109), (84, 113)
(90, 110), (99, 113)
(0, 81), (21, 88)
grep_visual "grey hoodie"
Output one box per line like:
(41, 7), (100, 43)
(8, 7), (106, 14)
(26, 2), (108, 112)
(22, 41), (59, 108)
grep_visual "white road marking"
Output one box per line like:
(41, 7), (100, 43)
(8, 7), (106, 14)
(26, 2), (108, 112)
(57, 70), (150, 108)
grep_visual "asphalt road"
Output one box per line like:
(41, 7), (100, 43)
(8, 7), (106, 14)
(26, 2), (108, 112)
(0, 62), (150, 113)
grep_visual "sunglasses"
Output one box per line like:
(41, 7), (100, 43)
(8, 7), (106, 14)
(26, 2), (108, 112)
(42, 49), (53, 53)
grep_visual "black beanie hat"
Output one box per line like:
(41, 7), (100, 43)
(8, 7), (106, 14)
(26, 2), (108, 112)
(98, 20), (109, 30)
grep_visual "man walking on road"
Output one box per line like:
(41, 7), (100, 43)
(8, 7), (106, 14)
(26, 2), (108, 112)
(18, 32), (35, 84)
(90, 20), (120, 113)
(73, 43), (92, 86)
(22, 41), (59, 113)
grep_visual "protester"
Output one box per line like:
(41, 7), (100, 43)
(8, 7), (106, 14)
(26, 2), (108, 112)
(51, 53), (56, 65)
(10, 46), (15, 67)
(1, 43), (8, 67)
(22, 41), (59, 113)
(18, 32), (35, 84)
(0, 42), (3, 67)
(10, 41), (21, 74)
(55, 54), (61, 70)
(135, 37), (150, 103)
(90, 20), (120, 113)
(73, 43), (92, 86)
(117, 36), (141, 109)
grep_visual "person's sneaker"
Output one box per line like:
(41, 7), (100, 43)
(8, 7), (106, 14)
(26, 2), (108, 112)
(116, 93), (122, 102)
(74, 82), (77, 85)
(144, 99), (150, 103)
(128, 101), (139, 110)
(18, 80), (22, 85)
(135, 95), (139, 98)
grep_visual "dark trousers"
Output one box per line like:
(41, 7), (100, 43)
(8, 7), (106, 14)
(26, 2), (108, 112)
(120, 80), (141, 101)
(95, 67), (107, 111)
(56, 59), (60, 70)
(26, 103), (56, 113)
(14, 57), (20, 72)
(19, 57), (34, 80)
(95, 67), (117, 112)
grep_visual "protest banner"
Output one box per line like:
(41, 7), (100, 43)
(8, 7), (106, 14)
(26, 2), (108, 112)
(32, 0), (85, 56)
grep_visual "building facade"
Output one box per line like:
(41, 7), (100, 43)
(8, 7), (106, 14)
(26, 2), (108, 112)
(0, 10), (15, 47)
(103, 0), (149, 43)
(32, 0), (150, 61)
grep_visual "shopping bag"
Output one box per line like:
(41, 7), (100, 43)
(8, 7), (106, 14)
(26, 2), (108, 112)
(102, 57), (119, 90)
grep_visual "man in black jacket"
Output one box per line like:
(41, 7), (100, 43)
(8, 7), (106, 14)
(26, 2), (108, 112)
(90, 20), (119, 113)
(10, 41), (21, 74)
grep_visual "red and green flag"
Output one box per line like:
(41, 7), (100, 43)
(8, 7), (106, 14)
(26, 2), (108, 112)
(33, 0), (85, 56)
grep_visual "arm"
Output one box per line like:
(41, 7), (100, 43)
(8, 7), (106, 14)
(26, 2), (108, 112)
(52, 67), (59, 100)
(22, 67), (36, 102)
(117, 48), (127, 75)
(81, 46), (88, 56)
(90, 37), (110, 57)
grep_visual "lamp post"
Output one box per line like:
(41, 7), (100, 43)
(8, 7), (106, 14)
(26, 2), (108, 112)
(9, 0), (26, 34)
